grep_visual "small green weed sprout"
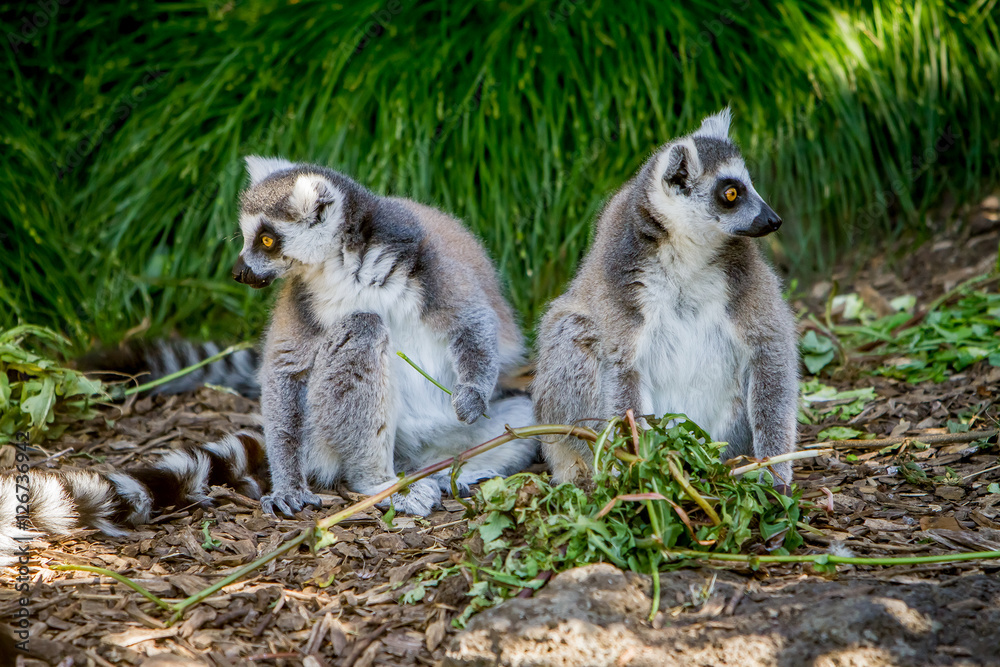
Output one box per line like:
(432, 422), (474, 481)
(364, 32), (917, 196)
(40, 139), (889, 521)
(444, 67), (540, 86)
(806, 280), (1000, 383)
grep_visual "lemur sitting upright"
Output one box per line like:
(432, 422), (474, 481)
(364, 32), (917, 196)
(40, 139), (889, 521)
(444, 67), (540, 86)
(533, 109), (799, 487)
(234, 157), (536, 516)
(0, 159), (536, 562)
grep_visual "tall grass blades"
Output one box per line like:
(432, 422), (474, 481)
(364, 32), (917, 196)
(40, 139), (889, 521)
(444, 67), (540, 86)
(1, 1), (997, 349)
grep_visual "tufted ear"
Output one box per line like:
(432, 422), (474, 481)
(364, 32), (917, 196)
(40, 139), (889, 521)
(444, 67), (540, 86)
(287, 174), (340, 225)
(661, 140), (701, 194)
(693, 107), (732, 140)
(245, 155), (295, 186)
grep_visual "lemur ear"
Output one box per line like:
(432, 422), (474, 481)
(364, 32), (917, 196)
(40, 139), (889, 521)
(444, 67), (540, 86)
(245, 155), (295, 186)
(662, 141), (700, 194)
(288, 174), (340, 225)
(693, 107), (732, 140)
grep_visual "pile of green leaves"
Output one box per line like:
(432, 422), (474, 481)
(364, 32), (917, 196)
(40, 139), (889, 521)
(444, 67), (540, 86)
(848, 290), (1000, 384)
(0, 325), (105, 445)
(799, 378), (876, 424)
(407, 416), (802, 625)
(804, 283), (1000, 383)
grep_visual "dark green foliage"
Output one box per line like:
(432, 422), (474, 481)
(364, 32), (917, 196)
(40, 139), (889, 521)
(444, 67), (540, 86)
(0, 325), (105, 444)
(807, 284), (1000, 382)
(847, 290), (1000, 383)
(2, 1), (998, 348)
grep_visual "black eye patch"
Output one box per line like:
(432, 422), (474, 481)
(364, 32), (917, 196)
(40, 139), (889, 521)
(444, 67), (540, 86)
(253, 223), (282, 254)
(716, 179), (744, 209)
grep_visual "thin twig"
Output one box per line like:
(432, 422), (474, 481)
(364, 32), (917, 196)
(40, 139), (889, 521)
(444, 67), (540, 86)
(729, 449), (834, 476)
(657, 546), (1000, 567)
(50, 564), (172, 611)
(396, 351), (490, 419)
(648, 554), (661, 623)
(396, 352), (453, 395)
(666, 454), (721, 526)
(963, 462), (1000, 481)
(625, 409), (640, 455)
(802, 430), (997, 450)
(112, 341), (254, 398)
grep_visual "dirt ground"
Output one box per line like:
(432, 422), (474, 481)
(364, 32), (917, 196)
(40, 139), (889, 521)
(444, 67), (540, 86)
(2, 198), (999, 666)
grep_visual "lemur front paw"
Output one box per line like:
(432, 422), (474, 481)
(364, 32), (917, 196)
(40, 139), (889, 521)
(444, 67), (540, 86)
(453, 384), (488, 424)
(373, 478), (442, 517)
(261, 489), (324, 517)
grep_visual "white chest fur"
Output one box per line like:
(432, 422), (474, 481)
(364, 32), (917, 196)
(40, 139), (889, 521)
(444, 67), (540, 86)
(300, 245), (421, 327)
(298, 246), (458, 438)
(633, 257), (746, 440)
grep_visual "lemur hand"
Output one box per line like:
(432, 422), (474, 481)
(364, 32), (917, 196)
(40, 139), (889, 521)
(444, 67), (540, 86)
(261, 488), (324, 517)
(452, 384), (487, 423)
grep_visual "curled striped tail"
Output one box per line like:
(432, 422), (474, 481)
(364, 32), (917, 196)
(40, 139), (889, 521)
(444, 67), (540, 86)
(0, 431), (268, 565)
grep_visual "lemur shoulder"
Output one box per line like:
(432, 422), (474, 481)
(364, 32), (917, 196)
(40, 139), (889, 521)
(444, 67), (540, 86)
(533, 109), (799, 487)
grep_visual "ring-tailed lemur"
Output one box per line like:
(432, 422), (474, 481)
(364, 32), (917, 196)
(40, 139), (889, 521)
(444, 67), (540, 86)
(533, 109), (799, 487)
(234, 157), (535, 515)
(0, 159), (536, 562)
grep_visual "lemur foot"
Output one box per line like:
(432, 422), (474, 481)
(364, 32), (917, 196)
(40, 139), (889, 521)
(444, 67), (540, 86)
(261, 489), (324, 517)
(367, 478), (442, 517)
(766, 461), (793, 491)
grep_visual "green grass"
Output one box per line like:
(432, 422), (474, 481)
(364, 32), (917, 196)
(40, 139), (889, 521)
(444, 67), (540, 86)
(2, 1), (998, 350)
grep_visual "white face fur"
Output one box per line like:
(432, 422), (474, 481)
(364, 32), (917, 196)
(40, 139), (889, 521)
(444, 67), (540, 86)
(644, 108), (782, 249)
(232, 156), (347, 288)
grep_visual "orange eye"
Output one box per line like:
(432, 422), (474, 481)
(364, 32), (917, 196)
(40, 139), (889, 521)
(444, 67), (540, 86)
(261, 235), (274, 248)
(724, 187), (738, 202)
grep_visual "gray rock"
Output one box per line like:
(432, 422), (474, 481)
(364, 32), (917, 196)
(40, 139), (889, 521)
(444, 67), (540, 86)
(443, 563), (1000, 667)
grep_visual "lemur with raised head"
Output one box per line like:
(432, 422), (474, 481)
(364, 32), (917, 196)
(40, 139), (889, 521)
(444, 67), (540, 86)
(533, 109), (798, 487)
(0, 159), (535, 562)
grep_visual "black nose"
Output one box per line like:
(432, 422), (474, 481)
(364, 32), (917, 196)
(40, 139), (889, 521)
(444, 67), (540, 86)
(737, 202), (782, 238)
(232, 256), (274, 289)
(756, 202), (782, 232)
(766, 211), (782, 232)
(232, 255), (250, 283)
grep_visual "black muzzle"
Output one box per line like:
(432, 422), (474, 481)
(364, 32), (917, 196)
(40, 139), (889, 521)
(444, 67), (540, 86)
(232, 256), (275, 289)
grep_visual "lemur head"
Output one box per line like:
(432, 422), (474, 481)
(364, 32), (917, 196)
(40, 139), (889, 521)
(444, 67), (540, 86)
(232, 156), (367, 288)
(642, 108), (781, 243)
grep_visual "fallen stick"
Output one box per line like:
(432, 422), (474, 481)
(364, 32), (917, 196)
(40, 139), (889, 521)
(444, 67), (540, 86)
(802, 429), (997, 450)
(729, 449), (834, 476)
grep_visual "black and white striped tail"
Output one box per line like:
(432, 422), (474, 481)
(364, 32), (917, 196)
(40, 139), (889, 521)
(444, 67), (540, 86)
(77, 339), (261, 398)
(0, 431), (268, 565)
